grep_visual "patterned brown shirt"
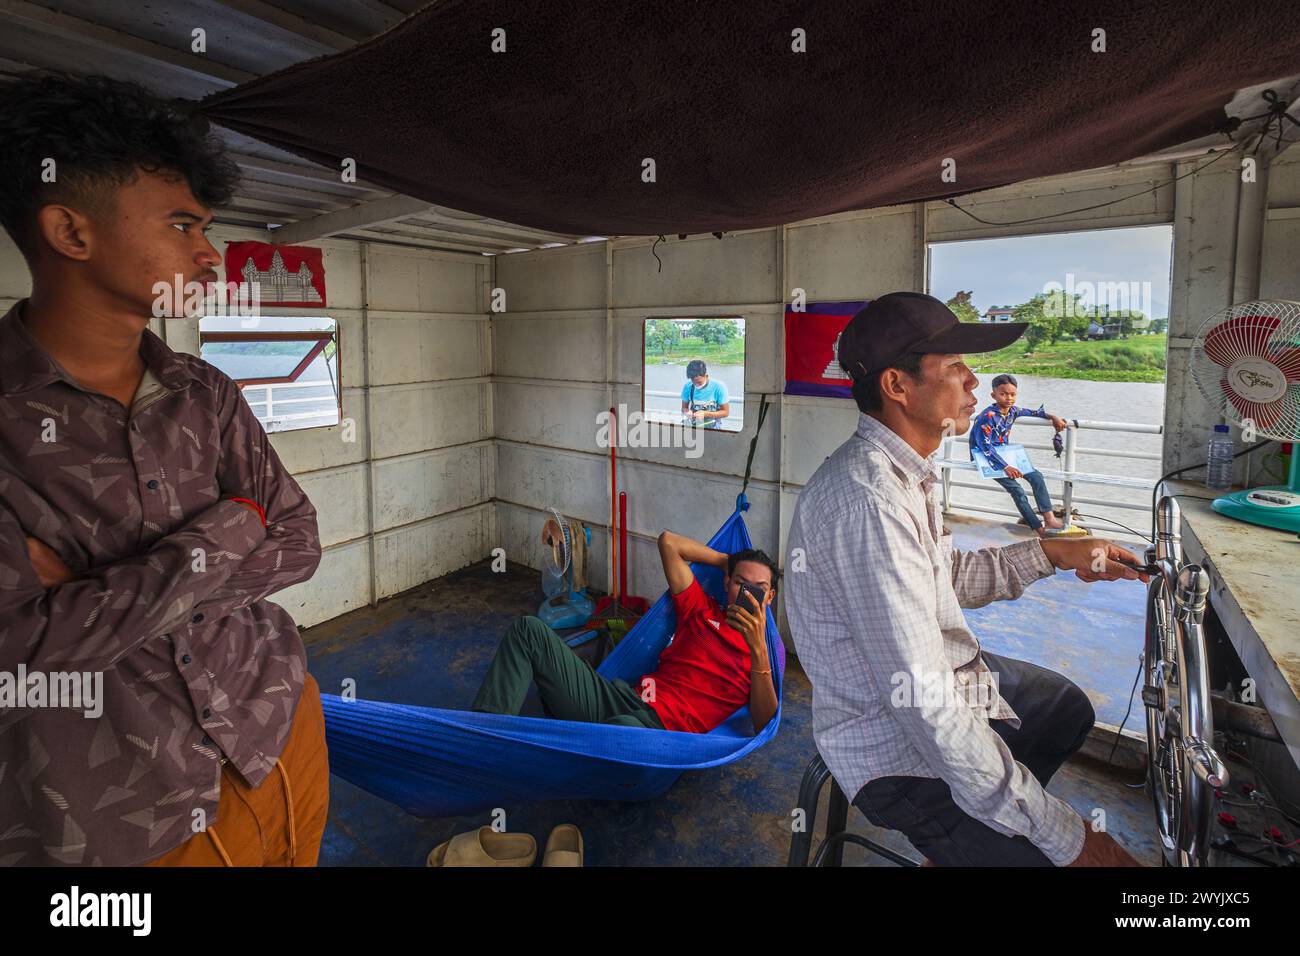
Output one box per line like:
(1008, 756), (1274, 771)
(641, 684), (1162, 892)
(0, 300), (321, 866)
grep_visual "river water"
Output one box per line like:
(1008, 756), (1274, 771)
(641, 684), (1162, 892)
(219, 347), (1170, 539)
(643, 364), (1168, 539)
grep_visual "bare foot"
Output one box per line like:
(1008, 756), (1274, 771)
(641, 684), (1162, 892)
(1042, 511), (1064, 529)
(1035, 527), (1049, 538)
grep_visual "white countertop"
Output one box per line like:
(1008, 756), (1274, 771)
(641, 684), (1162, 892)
(1169, 481), (1300, 769)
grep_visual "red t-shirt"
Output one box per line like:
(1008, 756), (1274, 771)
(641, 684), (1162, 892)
(639, 578), (753, 733)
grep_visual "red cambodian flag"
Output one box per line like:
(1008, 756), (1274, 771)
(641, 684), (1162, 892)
(225, 241), (328, 308)
(783, 301), (870, 398)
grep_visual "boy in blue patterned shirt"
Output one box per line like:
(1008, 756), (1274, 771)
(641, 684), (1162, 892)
(969, 374), (1069, 536)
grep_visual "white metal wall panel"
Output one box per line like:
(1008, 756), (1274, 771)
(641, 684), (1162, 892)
(373, 503), (492, 599)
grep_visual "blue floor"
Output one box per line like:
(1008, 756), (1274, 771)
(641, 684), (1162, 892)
(303, 517), (1161, 866)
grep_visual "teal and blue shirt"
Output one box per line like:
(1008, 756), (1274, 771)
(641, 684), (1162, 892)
(681, 379), (729, 428)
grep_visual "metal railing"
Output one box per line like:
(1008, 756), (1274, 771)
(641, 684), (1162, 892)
(644, 388), (746, 406)
(241, 378), (1161, 538)
(644, 388), (747, 429)
(240, 378), (339, 429)
(938, 417), (1163, 540)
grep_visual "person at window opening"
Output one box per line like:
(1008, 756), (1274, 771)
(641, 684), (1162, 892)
(969, 373), (1069, 537)
(681, 359), (730, 429)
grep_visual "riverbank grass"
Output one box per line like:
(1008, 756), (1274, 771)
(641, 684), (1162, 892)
(970, 334), (1167, 383)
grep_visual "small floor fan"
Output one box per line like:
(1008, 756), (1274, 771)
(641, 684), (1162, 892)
(1189, 299), (1300, 533)
(538, 508), (594, 630)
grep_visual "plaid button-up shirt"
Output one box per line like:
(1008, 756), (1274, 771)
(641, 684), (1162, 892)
(786, 412), (1085, 865)
(0, 301), (321, 866)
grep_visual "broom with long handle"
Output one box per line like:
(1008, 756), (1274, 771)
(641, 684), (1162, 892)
(610, 405), (619, 612)
(619, 491), (650, 615)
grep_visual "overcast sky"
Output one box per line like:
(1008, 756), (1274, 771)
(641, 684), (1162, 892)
(929, 224), (1173, 319)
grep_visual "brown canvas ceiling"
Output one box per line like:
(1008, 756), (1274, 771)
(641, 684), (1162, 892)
(197, 0), (1300, 237)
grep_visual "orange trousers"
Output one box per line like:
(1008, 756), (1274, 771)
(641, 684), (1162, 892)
(144, 672), (330, 867)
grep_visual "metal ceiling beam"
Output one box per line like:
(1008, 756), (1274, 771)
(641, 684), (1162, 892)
(212, 209), (281, 228)
(211, 0), (355, 52)
(403, 213), (577, 245)
(236, 180), (359, 208)
(0, 0), (255, 88)
(363, 222), (517, 250)
(269, 194), (436, 243)
(226, 190), (346, 215)
(346, 0), (406, 32)
(408, 205), (584, 242)
(398, 218), (569, 247)
(270, 198), (584, 250)
(228, 153), (385, 194)
(220, 197), (318, 222)
(341, 228), (495, 257)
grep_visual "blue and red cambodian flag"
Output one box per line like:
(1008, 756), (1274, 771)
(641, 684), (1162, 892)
(783, 300), (870, 398)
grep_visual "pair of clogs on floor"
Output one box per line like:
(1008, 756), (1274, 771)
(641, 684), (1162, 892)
(426, 824), (583, 867)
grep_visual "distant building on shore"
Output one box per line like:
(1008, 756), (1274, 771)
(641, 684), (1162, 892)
(1086, 319), (1124, 340)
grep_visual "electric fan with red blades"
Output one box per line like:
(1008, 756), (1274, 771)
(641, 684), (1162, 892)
(1188, 299), (1300, 532)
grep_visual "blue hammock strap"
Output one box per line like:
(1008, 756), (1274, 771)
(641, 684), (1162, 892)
(736, 393), (771, 513)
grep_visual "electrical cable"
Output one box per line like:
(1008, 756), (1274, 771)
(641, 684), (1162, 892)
(1226, 746), (1300, 823)
(944, 146), (1236, 228)
(1068, 511), (1153, 542)
(945, 89), (1298, 229)
(1219, 796), (1300, 830)
(1107, 656), (1150, 789)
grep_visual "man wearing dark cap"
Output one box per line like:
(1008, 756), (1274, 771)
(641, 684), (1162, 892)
(785, 292), (1144, 866)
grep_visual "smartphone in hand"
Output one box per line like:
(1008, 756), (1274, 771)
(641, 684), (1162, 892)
(736, 582), (765, 615)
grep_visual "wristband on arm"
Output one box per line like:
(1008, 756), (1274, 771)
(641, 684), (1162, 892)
(227, 497), (267, 528)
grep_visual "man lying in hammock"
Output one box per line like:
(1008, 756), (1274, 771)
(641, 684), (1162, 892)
(471, 532), (780, 734)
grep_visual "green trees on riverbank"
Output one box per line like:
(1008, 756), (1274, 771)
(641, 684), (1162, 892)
(945, 292), (1167, 382)
(972, 334), (1167, 382)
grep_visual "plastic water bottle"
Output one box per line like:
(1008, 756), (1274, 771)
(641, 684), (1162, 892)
(1206, 424), (1234, 489)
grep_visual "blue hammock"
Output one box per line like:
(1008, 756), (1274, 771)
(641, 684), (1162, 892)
(320, 505), (785, 818)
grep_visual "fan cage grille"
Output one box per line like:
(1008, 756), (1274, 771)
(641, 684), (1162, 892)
(1189, 300), (1300, 441)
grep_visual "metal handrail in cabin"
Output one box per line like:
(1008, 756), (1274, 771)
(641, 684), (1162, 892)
(240, 378), (339, 429)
